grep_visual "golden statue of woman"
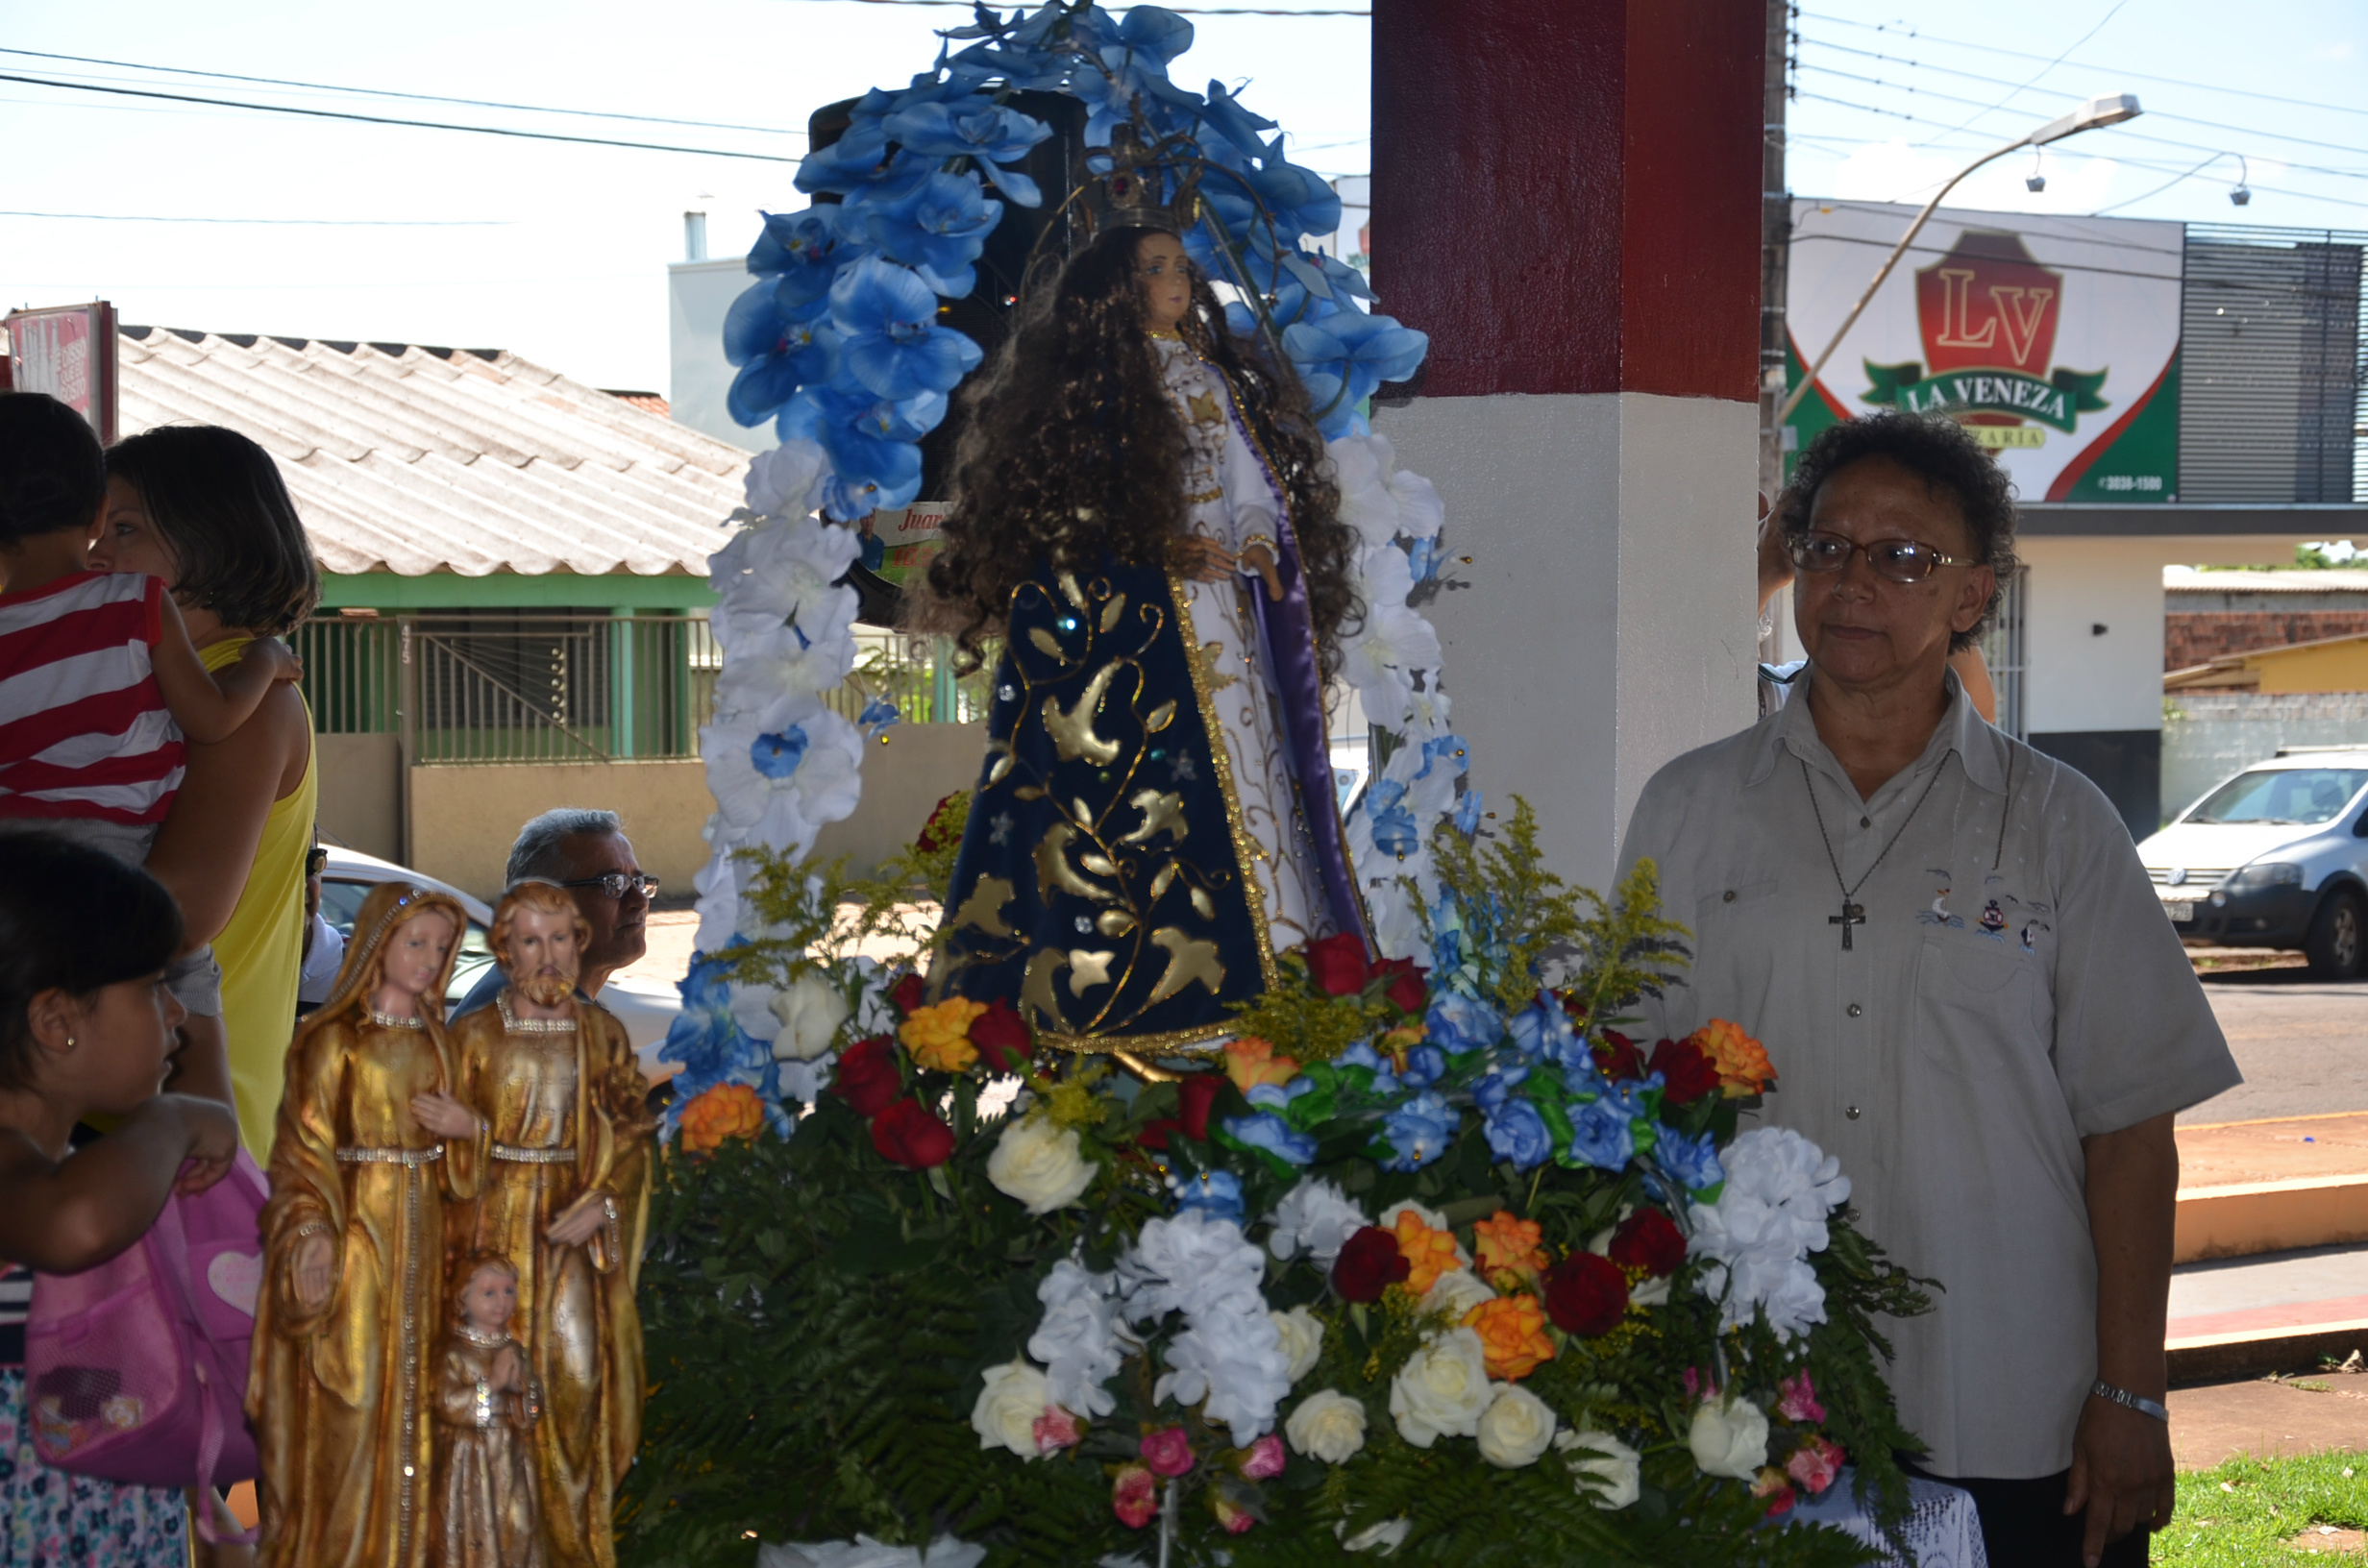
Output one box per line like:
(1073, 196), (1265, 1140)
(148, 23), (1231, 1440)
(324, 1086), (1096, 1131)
(436, 882), (653, 1568)
(250, 881), (475, 1568)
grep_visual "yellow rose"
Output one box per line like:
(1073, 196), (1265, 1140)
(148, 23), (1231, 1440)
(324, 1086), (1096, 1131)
(900, 997), (987, 1072)
(1222, 1036), (1300, 1092)
(1471, 1211), (1548, 1282)
(1463, 1293), (1556, 1382)
(678, 1082), (767, 1154)
(1392, 1209), (1464, 1296)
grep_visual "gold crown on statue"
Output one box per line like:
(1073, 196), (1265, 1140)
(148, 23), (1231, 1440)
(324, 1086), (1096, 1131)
(1080, 121), (1205, 236)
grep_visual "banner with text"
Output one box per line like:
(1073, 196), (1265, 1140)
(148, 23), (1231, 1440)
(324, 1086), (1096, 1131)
(1786, 202), (2183, 502)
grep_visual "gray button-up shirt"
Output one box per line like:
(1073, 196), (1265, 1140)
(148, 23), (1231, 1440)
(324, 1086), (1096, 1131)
(1616, 671), (2238, 1480)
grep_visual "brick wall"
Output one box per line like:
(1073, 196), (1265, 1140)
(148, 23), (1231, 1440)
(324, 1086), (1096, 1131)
(2164, 611), (2368, 671)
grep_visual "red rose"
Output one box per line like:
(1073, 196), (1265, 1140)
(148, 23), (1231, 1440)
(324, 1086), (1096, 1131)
(1646, 1036), (1720, 1107)
(1607, 1209), (1687, 1278)
(1372, 956), (1429, 1015)
(1332, 1225), (1412, 1303)
(831, 1035), (901, 1117)
(1560, 991), (1589, 1022)
(1594, 1030), (1646, 1082)
(970, 998), (1032, 1074)
(915, 793), (962, 853)
(889, 972), (927, 1017)
(1302, 932), (1371, 997)
(1542, 1251), (1630, 1336)
(870, 1097), (956, 1169)
(1139, 1073), (1222, 1151)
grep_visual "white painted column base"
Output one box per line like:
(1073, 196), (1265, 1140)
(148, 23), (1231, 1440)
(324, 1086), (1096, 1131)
(1372, 391), (1759, 891)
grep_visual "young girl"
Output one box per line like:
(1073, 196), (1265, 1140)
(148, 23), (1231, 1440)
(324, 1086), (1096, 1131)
(921, 220), (1367, 1053)
(0, 831), (242, 1565)
(432, 1254), (543, 1568)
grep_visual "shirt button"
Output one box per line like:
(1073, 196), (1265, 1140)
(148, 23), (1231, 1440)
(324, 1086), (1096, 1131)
(1846, 1106), (1862, 1120)
(1846, 1002), (1863, 1017)
(1860, 816), (1870, 828)
(1722, 890), (1737, 903)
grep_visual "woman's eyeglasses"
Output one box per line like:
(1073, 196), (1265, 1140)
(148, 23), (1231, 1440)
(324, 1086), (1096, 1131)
(1786, 530), (1966, 584)
(559, 871), (660, 900)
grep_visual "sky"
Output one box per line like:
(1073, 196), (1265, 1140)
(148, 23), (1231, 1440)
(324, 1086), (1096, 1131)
(0, 0), (2358, 398)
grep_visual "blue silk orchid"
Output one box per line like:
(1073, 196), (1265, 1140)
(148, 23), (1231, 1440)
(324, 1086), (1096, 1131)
(851, 171), (1004, 297)
(828, 257), (984, 400)
(884, 97), (1053, 207)
(747, 210), (870, 310)
(723, 285), (839, 429)
(1286, 310), (1431, 437)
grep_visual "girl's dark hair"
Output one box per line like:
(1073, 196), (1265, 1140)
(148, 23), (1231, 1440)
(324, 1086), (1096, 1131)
(916, 225), (1361, 677)
(0, 392), (106, 544)
(0, 833), (183, 1091)
(1777, 410), (2021, 651)
(107, 426), (321, 636)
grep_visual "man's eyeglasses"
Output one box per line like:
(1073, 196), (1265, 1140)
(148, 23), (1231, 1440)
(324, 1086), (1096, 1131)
(560, 871), (660, 900)
(1786, 530), (1966, 584)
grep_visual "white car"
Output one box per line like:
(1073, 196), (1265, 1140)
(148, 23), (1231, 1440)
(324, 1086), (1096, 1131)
(2135, 747), (2368, 978)
(317, 846), (683, 1067)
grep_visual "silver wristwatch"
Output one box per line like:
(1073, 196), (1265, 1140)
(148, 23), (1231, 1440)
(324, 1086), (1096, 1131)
(2091, 1379), (2169, 1422)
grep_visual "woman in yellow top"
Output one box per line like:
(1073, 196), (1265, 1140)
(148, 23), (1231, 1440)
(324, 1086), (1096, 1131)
(95, 426), (321, 1155)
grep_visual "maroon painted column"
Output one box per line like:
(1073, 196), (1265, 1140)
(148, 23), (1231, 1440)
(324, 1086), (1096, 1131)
(1369, 0), (1767, 886)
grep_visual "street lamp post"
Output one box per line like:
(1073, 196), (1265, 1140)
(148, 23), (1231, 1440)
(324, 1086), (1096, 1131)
(1778, 93), (2144, 423)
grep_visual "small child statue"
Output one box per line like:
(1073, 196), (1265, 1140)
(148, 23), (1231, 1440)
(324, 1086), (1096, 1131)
(432, 1253), (545, 1568)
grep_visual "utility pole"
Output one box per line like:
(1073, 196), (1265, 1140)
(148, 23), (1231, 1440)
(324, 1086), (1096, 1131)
(1757, 0), (1792, 660)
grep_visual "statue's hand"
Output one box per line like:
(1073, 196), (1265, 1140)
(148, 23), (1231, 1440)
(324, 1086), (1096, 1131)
(545, 1190), (607, 1247)
(411, 1091), (482, 1139)
(1240, 542), (1284, 603)
(491, 1344), (524, 1392)
(1172, 535), (1236, 584)
(294, 1232), (334, 1311)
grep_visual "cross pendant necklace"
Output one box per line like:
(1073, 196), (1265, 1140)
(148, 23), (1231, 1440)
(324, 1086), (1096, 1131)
(1800, 757), (1944, 951)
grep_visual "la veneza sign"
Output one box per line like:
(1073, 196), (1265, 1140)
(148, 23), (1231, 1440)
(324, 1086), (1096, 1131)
(1863, 363), (2107, 432)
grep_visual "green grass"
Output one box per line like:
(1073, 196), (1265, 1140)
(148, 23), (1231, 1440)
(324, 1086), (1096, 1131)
(2155, 1451), (2368, 1566)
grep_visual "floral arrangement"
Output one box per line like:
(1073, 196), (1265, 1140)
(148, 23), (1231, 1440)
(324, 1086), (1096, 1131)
(687, 0), (1465, 996)
(628, 803), (1931, 1567)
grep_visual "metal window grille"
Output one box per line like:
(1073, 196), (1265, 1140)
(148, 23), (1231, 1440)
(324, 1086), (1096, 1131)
(1982, 567), (2027, 740)
(2179, 223), (2367, 503)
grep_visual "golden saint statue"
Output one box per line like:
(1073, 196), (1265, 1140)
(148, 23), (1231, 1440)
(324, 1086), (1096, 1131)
(442, 881), (654, 1568)
(251, 881), (475, 1568)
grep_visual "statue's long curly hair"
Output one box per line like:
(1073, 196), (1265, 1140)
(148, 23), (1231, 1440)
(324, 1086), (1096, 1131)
(914, 225), (1359, 677)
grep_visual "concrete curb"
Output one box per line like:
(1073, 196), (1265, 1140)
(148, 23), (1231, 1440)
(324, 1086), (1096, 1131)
(2168, 1319), (2368, 1384)
(2176, 1177), (2368, 1263)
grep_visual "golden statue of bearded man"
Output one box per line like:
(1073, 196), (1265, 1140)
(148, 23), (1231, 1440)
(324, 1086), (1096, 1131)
(432, 881), (654, 1568)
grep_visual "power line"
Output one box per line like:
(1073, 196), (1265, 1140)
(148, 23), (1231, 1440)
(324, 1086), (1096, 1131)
(0, 73), (800, 160)
(0, 209), (511, 226)
(1795, 10), (2368, 122)
(0, 48), (805, 135)
(2087, 154), (2241, 217)
(1793, 64), (2368, 180)
(1788, 94), (2368, 211)
(1920, 0), (2129, 144)
(1799, 40), (2368, 162)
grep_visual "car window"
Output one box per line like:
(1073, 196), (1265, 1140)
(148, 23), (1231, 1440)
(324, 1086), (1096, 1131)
(2186, 767), (2368, 825)
(448, 923), (497, 1007)
(319, 878), (376, 938)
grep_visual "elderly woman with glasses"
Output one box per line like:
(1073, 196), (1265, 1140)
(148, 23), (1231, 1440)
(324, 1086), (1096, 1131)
(1616, 413), (2237, 1568)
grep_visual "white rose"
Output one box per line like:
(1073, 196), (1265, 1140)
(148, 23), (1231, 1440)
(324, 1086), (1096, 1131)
(1341, 1517), (1411, 1555)
(987, 1117), (1096, 1215)
(1387, 1327), (1492, 1448)
(1420, 1268), (1495, 1324)
(970, 1359), (1050, 1458)
(1558, 1429), (1641, 1508)
(1285, 1388), (1369, 1463)
(771, 973), (850, 1062)
(1271, 1306), (1324, 1384)
(1688, 1393), (1769, 1481)
(1474, 1383), (1557, 1468)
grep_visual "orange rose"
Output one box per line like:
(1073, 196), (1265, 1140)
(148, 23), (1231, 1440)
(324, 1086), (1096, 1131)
(1392, 1209), (1464, 1296)
(678, 1082), (767, 1153)
(1222, 1036), (1300, 1093)
(1691, 1018), (1777, 1098)
(900, 998), (987, 1073)
(1471, 1211), (1548, 1284)
(1463, 1294), (1556, 1381)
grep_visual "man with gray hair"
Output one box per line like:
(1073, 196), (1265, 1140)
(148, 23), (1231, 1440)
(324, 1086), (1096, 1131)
(452, 806), (657, 1017)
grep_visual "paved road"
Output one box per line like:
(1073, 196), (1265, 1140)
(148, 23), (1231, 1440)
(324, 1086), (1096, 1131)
(2184, 968), (2368, 1124)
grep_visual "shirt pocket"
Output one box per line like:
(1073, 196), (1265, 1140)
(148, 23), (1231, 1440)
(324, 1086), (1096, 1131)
(1689, 878), (1785, 1019)
(1912, 930), (2051, 1077)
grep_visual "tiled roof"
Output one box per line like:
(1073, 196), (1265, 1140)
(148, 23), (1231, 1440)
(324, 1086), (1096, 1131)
(118, 329), (746, 578)
(2164, 565), (2368, 596)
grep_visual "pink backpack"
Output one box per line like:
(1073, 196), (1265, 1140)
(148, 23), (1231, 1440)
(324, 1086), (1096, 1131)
(23, 1148), (268, 1543)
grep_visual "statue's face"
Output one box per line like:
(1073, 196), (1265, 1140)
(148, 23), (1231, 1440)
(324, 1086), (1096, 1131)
(506, 905), (582, 1006)
(379, 910), (454, 1002)
(461, 1263), (517, 1334)
(1135, 232), (1192, 331)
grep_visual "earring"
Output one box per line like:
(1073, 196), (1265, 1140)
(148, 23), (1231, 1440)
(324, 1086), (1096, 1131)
(63, 1036), (76, 1050)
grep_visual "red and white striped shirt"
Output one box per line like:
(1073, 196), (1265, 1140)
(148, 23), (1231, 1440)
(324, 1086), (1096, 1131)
(0, 572), (185, 826)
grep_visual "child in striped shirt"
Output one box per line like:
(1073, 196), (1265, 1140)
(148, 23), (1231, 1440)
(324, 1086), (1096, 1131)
(0, 393), (300, 1033)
